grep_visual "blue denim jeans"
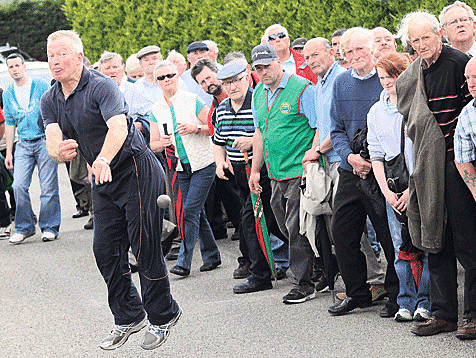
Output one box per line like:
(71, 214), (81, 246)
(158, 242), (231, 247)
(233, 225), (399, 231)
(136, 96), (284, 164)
(386, 202), (430, 313)
(12, 138), (61, 236)
(176, 163), (220, 270)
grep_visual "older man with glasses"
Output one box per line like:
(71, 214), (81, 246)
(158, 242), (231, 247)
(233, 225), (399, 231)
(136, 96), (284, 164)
(263, 24), (318, 83)
(440, 1), (476, 56)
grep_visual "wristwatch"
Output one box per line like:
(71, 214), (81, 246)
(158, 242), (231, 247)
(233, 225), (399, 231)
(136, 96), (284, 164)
(315, 145), (323, 156)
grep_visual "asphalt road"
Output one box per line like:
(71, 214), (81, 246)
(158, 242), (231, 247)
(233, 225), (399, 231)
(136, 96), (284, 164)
(1, 164), (475, 358)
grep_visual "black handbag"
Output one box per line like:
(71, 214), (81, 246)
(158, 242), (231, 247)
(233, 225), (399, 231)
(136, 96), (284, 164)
(384, 121), (409, 222)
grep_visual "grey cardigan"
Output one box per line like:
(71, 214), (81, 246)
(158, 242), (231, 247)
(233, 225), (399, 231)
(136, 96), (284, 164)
(396, 57), (446, 254)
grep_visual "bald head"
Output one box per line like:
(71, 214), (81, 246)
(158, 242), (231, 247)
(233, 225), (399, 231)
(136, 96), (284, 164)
(372, 27), (397, 59)
(465, 57), (476, 97)
(302, 38), (335, 78)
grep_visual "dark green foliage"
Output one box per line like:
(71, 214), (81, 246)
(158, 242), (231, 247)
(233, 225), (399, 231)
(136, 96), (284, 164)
(58, 0), (476, 63)
(0, 0), (72, 62)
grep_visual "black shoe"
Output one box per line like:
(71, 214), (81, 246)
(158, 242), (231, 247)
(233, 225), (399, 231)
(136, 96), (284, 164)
(199, 260), (221, 272)
(233, 278), (273, 294)
(84, 217), (94, 230)
(73, 208), (89, 218)
(328, 297), (372, 316)
(315, 276), (329, 292)
(166, 247), (179, 261)
(233, 261), (250, 279)
(169, 265), (190, 277)
(230, 230), (240, 241)
(275, 268), (287, 280)
(380, 300), (399, 318)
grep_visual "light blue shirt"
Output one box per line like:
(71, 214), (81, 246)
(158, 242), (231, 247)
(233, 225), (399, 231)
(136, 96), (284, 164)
(315, 62), (346, 163)
(180, 69), (213, 108)
(134, 77), (163, 104)
(251, 71), (317, 128)
(3, 77), (49, 140)
(455, 99), (476, 163)
(281, 53), (296, 75)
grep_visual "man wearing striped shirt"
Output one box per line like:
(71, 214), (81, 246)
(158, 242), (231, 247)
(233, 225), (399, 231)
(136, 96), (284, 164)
(212, 60), (282, 293)
(397, 10), (475, 337)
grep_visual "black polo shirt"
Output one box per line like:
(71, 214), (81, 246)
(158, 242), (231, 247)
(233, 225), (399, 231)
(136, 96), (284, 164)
(41, 67), (148, 172)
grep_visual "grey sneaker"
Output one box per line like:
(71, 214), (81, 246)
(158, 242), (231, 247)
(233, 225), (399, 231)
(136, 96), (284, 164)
(141, 309), (182, 350)
(100, 317), (147, 350)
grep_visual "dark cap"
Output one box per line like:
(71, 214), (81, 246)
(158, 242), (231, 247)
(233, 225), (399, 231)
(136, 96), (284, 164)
(136, 45), (161, 60)
(251, 44), (278, 66)
(187, 41), (209, 54)
(217, 60), (246, 80)
(292, 37), (308, 49)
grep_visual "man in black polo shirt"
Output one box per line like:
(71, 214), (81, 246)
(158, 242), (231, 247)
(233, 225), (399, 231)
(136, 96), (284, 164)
(40, 30), (181, 351)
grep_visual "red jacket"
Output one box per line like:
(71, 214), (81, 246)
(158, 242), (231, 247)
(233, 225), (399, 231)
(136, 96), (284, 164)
(290, 47), (318, 84)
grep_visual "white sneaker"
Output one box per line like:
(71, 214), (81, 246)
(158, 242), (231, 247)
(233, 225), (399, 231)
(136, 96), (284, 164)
(395, 308), (413, 322)
(141, 309), (182, 350)
(413, 307), (430, 322)
(42, 231), (58, 242)
(100, 317), (147, 350)
(9, 231), (35, 245)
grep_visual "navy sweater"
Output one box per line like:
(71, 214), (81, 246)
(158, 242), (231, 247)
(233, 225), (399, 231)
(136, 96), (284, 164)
(330, 70), (383, 172)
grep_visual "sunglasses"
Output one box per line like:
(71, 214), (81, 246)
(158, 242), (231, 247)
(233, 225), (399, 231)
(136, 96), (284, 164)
(156, 73), (176, 81)
(268, 32), (287, 41)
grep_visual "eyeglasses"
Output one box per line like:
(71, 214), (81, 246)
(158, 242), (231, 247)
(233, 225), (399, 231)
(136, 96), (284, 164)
(445, 16), (472, 27)
(222, 75), (246, 87)
(156, 73), (176, 81)
(268, 32), (287, 41)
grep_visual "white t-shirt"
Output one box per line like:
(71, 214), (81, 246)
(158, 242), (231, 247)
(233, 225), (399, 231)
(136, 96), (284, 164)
(14, 77), (32, 110)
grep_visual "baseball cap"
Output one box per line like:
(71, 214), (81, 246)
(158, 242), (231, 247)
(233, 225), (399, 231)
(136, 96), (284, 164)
(251, 44), (278, 66)
(292, 37), (308, 49)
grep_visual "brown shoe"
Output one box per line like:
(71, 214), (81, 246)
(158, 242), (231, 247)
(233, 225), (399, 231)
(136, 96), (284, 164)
(456, 318), (476, 340)
(233, 261), (250, 279)
(370, 284), (387, 301)
(411, 316), (457, 336)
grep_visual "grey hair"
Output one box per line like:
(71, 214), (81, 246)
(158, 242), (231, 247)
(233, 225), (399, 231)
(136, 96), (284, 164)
(339, 27), (373, 58)
(125, 54), (141, 71)
(264, 24), (289, 42)
(440, 1), (476, 26)
(166, 50), (186, 64)
(223, 51), (248, 66)
(397, 10), (440, 45)
(98, 51), (123, 69)
(153, 60), (178, 79)
(203, 40), (219, 54)
(47, 30), (83, 54)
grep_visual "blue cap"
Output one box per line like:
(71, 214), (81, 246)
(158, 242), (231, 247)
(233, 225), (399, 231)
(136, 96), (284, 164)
(187, 41), (209, 53)
(216, 60), (246, 80)
(251, 44), (278, 66)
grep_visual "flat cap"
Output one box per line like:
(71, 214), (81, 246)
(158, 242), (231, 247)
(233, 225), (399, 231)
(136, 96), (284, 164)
(292, 37), (308, 49)
(136, 45), (161, 60)
(187, 41), (209, 54)
(217, 60), (246, 80)
(251, 44), (278, 66)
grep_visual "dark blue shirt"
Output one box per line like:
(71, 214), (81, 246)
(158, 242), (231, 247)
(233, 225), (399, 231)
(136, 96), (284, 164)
(40, 67), (148, 172)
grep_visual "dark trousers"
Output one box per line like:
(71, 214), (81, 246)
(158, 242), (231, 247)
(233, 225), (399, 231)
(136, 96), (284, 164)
(332, 169), (399, 303)
(92, 150), (179, 326)
(429, 158), (476, 322)
(205, 175), (242, 239)
(232, 164), (286, 282)
(1, 147), (15, 218)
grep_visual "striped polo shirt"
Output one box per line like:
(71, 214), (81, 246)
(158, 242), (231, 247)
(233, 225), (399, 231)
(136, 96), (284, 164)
(212, 88), (254, 164)
(423, 45), (472, 151)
